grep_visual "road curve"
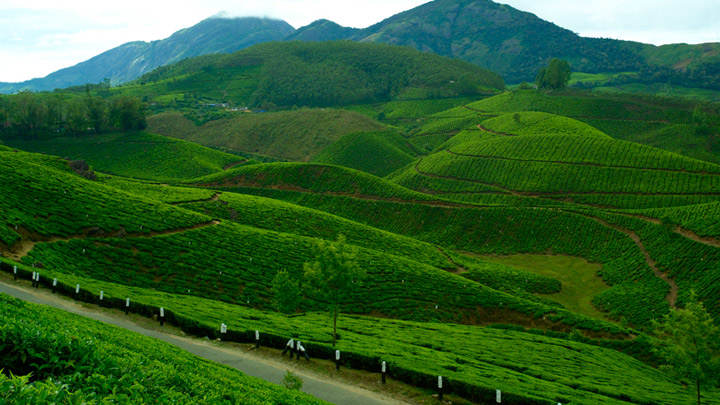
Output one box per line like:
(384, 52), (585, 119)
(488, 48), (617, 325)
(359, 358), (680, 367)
(0, 280), (404, 405)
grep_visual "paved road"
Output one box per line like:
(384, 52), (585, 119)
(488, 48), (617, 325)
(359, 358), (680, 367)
(0, 280), (402, 405)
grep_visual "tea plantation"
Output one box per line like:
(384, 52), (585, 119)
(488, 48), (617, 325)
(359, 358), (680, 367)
(0, 294), (326, 404)
(3, 82), (720, 404)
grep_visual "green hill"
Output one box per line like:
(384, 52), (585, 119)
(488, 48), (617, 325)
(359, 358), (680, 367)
(0, 294), (325, 404)
(464, 90), (720, 165)
(479, 111), (612, 139)
(119, 41), (504, 111)
(5, 131), (246, 182)
(190, 162), (435, 202)
(312, 130), (418, 177)
(0, 149), (209, 250)
(396, 134), (720, 206)
(146, 109), (386, 162)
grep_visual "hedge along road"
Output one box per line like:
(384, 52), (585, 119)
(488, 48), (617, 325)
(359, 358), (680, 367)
(0, 279), (405, 405)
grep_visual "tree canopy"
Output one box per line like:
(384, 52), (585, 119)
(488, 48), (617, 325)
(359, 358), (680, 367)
(536, 58), (571, 90)
(653, 293), (720, 405)
(303, 234), (366, 346)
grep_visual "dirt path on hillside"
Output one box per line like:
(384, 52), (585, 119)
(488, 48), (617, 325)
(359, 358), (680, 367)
(673, 226), (720, 248)
(435, 247), (467, 274)
(618, 213), (720, 249)
(413, 157), (523, 197)
(446, 149), (720, 176)
(0, 279), (407, 405)
(477, 124), (514, 136)
(576, 214), (678, 308)
(223, 160), (249, 171)
(169, 192), (222, 205)
(6, 220), (221, 262)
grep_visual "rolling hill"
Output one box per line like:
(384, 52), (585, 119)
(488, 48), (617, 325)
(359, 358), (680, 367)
(146, 109), (387, 162)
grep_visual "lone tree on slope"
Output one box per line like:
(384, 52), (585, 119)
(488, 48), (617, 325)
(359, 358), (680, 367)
(536, 58), (571, 90)
(653, 292), (720, 405)
(304, 235), (366, 347)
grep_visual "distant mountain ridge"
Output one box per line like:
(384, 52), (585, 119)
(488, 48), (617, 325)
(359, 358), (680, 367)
(0, 17), (295, 93)
(2, 0), (719, 93)
(290, 0), (720, 90)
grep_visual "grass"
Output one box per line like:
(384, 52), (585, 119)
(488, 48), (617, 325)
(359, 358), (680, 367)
(477, 254), (611, 321)
(312, 130), (418, 177)
(0, 293), (327, 404)
(479, 111), (612, 139)
(147, 109), (386, 162)
(5, 131), (245, 182)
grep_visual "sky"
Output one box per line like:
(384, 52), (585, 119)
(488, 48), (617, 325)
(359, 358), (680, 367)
(1, 0), (719, 83)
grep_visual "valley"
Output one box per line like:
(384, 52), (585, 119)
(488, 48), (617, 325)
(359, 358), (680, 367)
(2, 4), (720, 404)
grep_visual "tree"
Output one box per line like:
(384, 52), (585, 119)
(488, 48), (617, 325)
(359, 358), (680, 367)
(109, 97), (147, 132)
(653, 293), (720, 405)
(303, 235), (365, 346)
(271, 270), (300, 314)
(536, 58), (571, 90)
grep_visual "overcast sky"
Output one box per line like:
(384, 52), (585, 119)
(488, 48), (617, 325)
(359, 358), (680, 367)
(1, 0), (719, 83)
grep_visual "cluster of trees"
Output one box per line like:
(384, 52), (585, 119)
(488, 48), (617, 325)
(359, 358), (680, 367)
(536, 58), (572, 90)
(0, 91), (147, 139)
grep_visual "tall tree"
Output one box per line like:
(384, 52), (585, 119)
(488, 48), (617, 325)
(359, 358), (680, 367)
(653, 293), (720, 405)
(536, 58), (571, 90)
(271, 270), (300, 314)
(304, 235), (365, 346)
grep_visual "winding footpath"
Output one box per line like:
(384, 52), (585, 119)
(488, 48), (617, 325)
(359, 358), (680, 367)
(0, 279), (404, 405)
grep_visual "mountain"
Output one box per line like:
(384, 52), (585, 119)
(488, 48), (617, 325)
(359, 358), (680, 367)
(290, 0), (719, 91)
(124, 41), (505, 109)
(350, 0), (645, 83)
(285, 19), (359, 42)
(0, 17), (296, 93)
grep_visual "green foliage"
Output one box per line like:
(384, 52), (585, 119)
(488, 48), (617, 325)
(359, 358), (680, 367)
(304, 235), (366, 346)
(0, 294), (326, 404)
(99, 176), (217, 204)
(109, 96), (147, 132)
(480, 111), (611, 139)
(0, 92), (146, 139)
(401, 134), (720, 201)
(536, 59), (572, 90)
(312, 130), (417, 177)
(459, 259), (562, 295)
(653, 293), (720, 404)
(282, 370), (304, 391)
(124, 41), (503, 112)
(6, 131), (244, 182)
(272, 270), (300, 314)
(632, 202), (720, 238)
(0, 270), (706, 405)
(0, 150), (209, 243)
(147, 109), (386, 162)
(191, 162), (434, 201)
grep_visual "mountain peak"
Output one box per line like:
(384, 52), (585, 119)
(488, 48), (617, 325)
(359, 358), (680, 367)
(0, 16), (295, 93)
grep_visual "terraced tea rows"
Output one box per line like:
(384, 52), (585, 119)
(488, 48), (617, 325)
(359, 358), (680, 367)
(0, 294), (326, 404)
(5, 260), (713, 405)
(6, 131), (245, 182)
(226, 188), (669, 326)
(0, 150), (209, 248)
